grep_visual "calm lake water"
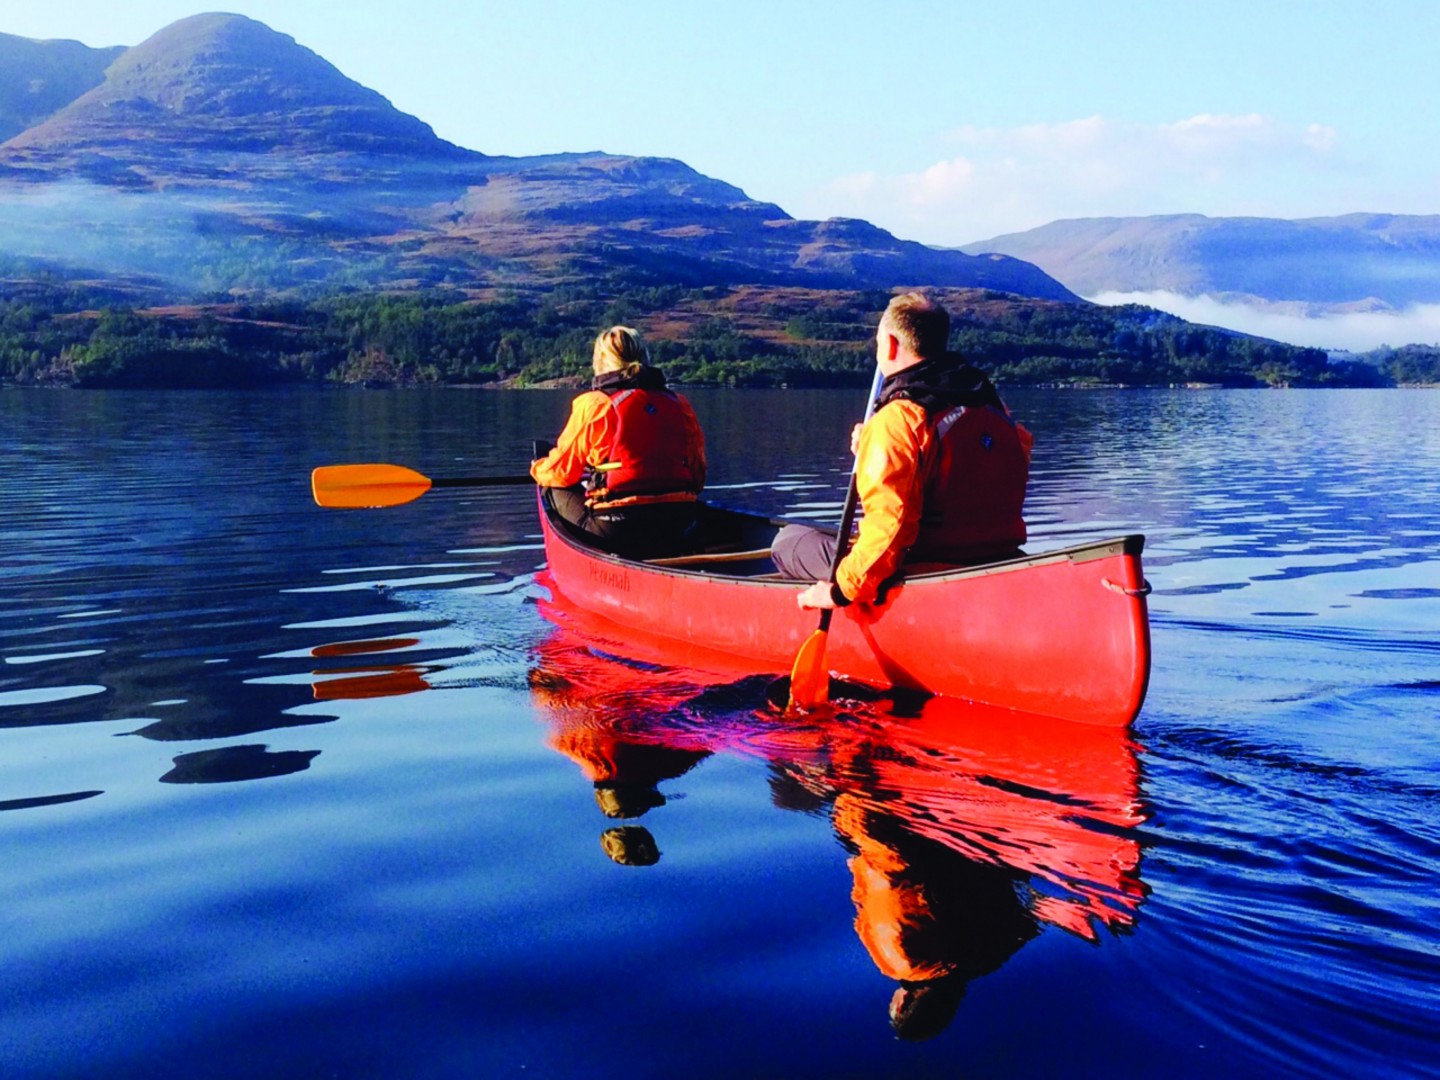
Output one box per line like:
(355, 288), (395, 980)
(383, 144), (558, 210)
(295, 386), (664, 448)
(3, 387), (1438, 1079)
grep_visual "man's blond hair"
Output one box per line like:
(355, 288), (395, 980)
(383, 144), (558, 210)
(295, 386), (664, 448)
(880, 292), (950, 359)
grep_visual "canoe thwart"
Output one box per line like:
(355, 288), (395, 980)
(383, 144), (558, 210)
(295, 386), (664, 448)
(646, 548), (774, 567)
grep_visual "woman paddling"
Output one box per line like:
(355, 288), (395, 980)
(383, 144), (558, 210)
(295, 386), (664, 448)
(531, 326), (707, 558)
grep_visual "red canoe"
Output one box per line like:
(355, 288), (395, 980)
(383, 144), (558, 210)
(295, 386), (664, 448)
(536, 491), (1152, 727)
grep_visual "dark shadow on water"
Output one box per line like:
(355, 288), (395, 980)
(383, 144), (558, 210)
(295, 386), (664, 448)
(159, 744), (320, 784)
(0, 790), (105, 812)
(128, 712), (334, 742)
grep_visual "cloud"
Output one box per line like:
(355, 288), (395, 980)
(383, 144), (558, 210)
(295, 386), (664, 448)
(801, 114), (1350, 246)
(1089, 290), (1440, 351)
(1302, 123), (1338, 153)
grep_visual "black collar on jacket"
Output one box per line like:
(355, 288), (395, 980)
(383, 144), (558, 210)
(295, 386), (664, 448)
(593, 365), (668, 393)
(876, 352), (1003, 414)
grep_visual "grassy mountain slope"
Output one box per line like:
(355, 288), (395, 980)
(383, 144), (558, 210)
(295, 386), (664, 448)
(0, 33), (123, 142)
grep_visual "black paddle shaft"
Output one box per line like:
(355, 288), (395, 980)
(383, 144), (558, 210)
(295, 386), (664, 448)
(815, 365), (886, 631)
(816, 474), (864, 633)
(430, 475), (534, 489)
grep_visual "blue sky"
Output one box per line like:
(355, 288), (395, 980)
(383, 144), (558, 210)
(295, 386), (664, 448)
(8, 2), (1440, 348)
(9, 0), (1440, 249)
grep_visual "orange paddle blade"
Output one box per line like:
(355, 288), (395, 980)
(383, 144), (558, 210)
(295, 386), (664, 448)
(787, 628), (831, 711)
(311, 464), (433, 508)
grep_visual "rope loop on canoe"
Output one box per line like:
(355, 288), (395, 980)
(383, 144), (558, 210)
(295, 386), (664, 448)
(1103, 578), (1152, 597)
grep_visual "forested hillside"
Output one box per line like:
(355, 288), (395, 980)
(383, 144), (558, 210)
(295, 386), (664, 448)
(2, 277), (1411, 390)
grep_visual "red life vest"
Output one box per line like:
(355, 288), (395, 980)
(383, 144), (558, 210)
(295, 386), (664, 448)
(588, 387), (700, 505)
(911, 404), (1029, 561)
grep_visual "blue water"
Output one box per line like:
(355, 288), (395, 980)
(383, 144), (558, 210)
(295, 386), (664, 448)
(2, 387), (1438, 1078)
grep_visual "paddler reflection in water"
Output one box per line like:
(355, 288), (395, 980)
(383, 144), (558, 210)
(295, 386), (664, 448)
(834, 792), (1039, 1041)
(770, 705), (1144, 1042)
(527, 639), (712, 867)
(531, 325), (707, 559)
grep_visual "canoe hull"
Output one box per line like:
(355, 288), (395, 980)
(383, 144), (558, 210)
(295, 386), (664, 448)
(537, 493), (1151, 727)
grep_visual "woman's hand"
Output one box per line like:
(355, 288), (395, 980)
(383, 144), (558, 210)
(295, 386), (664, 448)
(850, 423), (864, 456)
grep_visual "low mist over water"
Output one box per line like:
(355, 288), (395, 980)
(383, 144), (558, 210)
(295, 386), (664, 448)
(1091, 289), (1440, 352)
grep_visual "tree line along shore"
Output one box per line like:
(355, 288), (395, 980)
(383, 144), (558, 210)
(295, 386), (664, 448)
(1, 278), (1431, 390)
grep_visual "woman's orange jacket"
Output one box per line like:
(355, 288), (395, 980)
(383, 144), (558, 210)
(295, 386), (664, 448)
(530, 388), (707, 505)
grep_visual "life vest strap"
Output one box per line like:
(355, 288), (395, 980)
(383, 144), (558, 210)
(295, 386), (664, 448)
(586, 490), (699, 511)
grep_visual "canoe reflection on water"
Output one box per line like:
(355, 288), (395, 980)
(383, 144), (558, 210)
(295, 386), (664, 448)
(528, 601), (1148, 1039)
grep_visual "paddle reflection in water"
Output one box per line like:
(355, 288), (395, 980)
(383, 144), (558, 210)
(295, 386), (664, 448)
(123, 634), (441, 752)
(310, 636), (438, 701)
(122, 631), (454, 789)
(310, 663), (435, 702)
(527, 600), (1147, 1036)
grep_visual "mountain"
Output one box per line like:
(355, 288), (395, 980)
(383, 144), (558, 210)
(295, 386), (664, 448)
(0, 13), (1075, 301)
(5, 13), (468, 161)
(0, 33), (123, 142)
(962, 214), (1440, 310)
(426, 162), (1069, 293)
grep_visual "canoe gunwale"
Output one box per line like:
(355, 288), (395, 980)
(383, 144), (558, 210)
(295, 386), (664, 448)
(539, 489), (1145, 591)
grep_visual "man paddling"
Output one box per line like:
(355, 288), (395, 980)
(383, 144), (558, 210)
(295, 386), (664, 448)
(773, 292), (1033, 609)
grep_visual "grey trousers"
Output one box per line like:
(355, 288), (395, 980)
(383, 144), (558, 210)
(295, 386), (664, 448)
(771, 523), (1023, 583)
(770, 523), (842, 581)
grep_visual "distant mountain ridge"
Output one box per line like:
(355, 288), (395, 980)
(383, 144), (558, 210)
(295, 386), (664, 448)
(0, 13), (1075, 300)
(0, 33), (123, 142)
(962, 213), (1440, 310)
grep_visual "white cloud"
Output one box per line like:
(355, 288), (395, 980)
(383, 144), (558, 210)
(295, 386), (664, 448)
(1303, 123), (1338, 153)
(909, 157), (978, 204)
(801, 114), (1351, 246)
(1089, 291), (1440, 352)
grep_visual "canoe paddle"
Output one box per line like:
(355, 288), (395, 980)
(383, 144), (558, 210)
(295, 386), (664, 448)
(311, 463), (532, 508)
(787, 363), (887, 711)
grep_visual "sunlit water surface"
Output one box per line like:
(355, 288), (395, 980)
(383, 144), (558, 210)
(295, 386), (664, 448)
(3, 388), (1438, 1079)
